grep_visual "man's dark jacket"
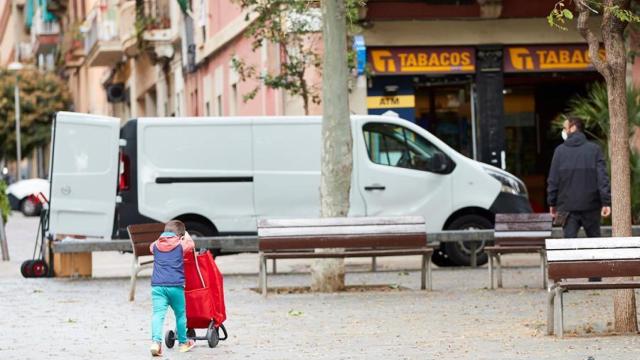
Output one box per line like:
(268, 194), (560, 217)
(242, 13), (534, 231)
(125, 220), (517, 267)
(547, 131), (611, 212)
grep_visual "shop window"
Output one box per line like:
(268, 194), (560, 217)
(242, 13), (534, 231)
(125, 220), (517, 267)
(363, 123), (452, 173)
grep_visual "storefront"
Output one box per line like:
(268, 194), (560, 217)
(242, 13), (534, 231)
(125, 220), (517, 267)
(367, 44), (602, 211)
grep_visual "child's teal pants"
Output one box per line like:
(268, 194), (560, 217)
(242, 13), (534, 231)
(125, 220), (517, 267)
(151, 286), (187, 344)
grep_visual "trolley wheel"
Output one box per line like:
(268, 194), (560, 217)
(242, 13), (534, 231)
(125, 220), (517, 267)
(21, 260), (34, 278)
(206, 322), (219, 348)
(165, 330), (176, 349)
(187, 328), (196, 339)
(30, 260), (48, 278)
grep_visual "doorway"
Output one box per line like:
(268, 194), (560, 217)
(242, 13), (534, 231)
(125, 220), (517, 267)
(414, 84), (473, 158)
(503, 74), (598, 211)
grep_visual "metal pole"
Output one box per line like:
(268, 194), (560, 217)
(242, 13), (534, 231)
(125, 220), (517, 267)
(14, 79), (21, 181)
(0, 214), (9, 261)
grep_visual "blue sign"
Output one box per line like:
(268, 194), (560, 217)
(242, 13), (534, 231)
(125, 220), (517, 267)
(353, 35), (366, 76)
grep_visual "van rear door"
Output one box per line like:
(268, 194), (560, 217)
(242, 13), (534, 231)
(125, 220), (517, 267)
(48, 112), (121, 239)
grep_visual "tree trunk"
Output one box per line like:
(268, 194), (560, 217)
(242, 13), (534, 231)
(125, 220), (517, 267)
(577, 0), (637, 333)
(310, 0), (352, 292)
(602, 1), (638, 332)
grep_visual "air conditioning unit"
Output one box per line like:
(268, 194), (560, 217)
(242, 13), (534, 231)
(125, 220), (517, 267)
(106, 83), (127, 103)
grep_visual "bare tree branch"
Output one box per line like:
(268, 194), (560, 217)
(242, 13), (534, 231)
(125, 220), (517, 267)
(576, 0), (609, 77)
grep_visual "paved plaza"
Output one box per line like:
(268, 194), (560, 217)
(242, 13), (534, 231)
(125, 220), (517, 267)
(1, 213), (640, 359)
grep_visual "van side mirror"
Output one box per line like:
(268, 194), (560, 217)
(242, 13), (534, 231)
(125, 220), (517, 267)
(430, 153), (450, 173)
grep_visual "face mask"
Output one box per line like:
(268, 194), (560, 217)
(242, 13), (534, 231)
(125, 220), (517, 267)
(561, 130), (568, 140)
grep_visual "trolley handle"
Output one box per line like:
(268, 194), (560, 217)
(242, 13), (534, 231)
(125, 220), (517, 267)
(192, 249), (206, 288)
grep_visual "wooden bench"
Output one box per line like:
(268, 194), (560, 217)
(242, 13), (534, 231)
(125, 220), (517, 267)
(257, 216), (433, 296)
(127, 223), (165, 301)
(546, 237), (640, 336)
(484, 213), (552, 289)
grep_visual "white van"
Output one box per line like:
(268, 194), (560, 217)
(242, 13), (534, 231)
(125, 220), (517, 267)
(48, 111), (531, 266)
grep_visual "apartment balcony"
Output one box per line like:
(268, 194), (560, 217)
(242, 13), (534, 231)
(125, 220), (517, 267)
(31, 12), (61, 55)
(119, 1), (138, 57)
(46, 0), (68, 17)
(84, 7), (123, 67)
(138, 0), (175, 61)
(64, 38), (85, 68)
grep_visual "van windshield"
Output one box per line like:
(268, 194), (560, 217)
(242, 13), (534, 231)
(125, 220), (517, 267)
(363, 123), (451, 172)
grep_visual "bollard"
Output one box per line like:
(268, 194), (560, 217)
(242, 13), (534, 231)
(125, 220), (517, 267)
(0, 214), (9, 261)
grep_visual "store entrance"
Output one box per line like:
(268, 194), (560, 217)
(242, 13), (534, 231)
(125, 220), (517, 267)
(503, 74), (599, 212)
(414, 84), (473, 158)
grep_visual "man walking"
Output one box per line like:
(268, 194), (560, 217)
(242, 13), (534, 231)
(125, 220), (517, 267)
(547, 116), (611, 239)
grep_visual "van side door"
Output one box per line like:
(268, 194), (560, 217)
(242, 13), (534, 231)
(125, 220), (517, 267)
(356, 121), (454, 230)
(48, 112), (121, 239)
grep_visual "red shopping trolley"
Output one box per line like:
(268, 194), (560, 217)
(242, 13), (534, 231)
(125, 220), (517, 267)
(164, 249), (228, 348)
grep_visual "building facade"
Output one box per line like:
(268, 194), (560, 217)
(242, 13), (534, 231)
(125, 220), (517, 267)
(358, 0), (606, 211)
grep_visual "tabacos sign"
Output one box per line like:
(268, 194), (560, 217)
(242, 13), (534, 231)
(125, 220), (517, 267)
(504, 45), (606, 72)
(368, 47), (476, 75)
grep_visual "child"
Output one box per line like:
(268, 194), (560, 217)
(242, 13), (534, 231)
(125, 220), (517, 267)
(149, 220), (196, 356)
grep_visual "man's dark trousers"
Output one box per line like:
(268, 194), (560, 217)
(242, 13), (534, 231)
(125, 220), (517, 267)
(563, 209), (602, 281)
(562, 209), (602, 238)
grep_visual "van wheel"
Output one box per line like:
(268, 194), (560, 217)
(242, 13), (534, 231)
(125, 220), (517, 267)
(444, 215), (491, 266)
(20, 197), (40, 217)
(431, 247), (458, 267)
(183, 221), (216, 237)
(182, 221), (222, 255)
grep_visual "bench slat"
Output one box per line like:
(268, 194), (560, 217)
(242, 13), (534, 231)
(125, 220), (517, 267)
(494, 231), (551, 239)
(546, 237), (640, 250)
(494, 238), (546, 247)
(258, 224), (426, 238)
(484, 246), (542, 253)
(495, 213), (552, 223)
(556, 281), (640, 290)
(548, 260), (640, 281)
(495, 222), (552, 232)
(259, 233), (426, 251)
(547, 248), (640, 262)
(262, 248), (432, 259)
(257, 216), (425, 229)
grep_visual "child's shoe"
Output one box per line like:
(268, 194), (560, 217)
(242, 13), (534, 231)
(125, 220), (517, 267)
(179, 340), (196, 353)
(149, 342), (162, 356)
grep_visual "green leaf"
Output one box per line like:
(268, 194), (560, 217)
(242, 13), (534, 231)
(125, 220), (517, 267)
(288, 309), (303, 317)
(562, 9), (574, 19)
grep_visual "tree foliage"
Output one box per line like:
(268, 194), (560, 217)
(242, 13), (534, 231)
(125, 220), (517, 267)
(0, 180), (9, 224)
(232, 0), (364, 115)
(0, 69), (72, 160)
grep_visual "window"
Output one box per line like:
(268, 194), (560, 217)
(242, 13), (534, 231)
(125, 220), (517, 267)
(363, 123), (454, 173)
(230, 84), (238, 116)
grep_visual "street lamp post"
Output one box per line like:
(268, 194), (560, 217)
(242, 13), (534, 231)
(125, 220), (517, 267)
(8, 62), (23, 182)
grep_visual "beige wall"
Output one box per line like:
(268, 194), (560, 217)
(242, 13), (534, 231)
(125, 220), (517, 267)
(363, 18), (601, 47)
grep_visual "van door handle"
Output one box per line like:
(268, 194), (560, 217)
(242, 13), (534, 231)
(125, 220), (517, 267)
(364, 184), (386, 191)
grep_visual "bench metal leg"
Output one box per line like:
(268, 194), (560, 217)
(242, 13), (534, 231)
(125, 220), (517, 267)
(488, 253), (494, 290)
(272, 259), (277, 274)
(420, 254), (427, 290)
(554, 286), (564, 337)
(129, 258), (139, 302)
(427, 256), (432, 291)
(547, 286), (556, 335)
(260, 255), (268, 297)
(496, 253), (503, 288)
(470, 242), (477, 267)
(540, 250), (548, 289)
(371, 256), (377, 272)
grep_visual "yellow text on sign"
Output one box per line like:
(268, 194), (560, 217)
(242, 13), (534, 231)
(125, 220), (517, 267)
(367, 95), (416, 109)
(508, 47), (606, 71)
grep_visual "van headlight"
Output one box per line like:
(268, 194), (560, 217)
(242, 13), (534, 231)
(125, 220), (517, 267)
(484, 167), (528, 197)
